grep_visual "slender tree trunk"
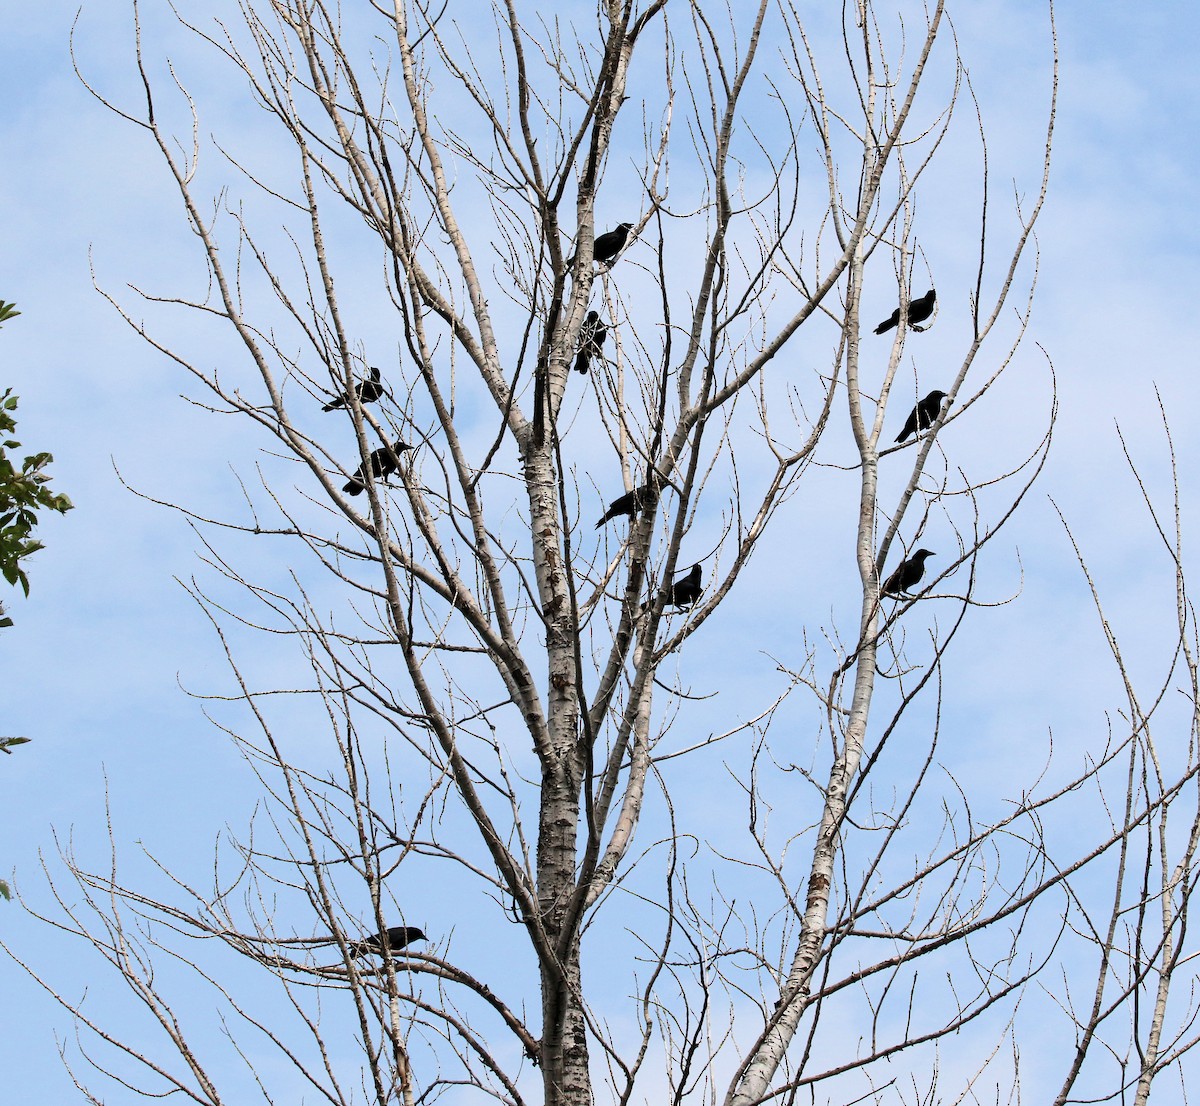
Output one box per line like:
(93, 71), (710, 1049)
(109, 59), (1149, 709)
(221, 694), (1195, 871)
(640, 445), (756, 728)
(728, 235), (881, 1106)
(523, 423), (591, 1105)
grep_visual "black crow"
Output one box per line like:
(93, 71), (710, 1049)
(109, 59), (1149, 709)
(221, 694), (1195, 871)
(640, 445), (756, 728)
(640, 563), (702, 616)
(666, 563), (703, 609)
(343, 441), (411, 496)
(596, 483), (654, 528)
(894, 390), (949, 443)
(881, 549), (936, 596)
(575, 311), (608, 374)
(567, 222), (633, 267)
(347, 926), (427, 958)
(874, 289), (936, 335)
(323, 365), (385, 411)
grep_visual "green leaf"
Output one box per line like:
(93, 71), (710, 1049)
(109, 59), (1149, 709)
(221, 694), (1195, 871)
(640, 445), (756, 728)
(0, 383), (70, 620)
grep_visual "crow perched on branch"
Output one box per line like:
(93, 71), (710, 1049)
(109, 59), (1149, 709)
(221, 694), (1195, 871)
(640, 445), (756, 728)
(881, 549), (936, 596)
(640, 563), (703, 616)
(343, 441), (410, 496)
(596, 483), (654, 528)
(666, 563), (703, 609)
(347, 926), (427, 958)
(575, 311), (607, 374)
(323, 365), (385, 411)
(874, 289), (936, 335)
(567, 222), (633, 268)
(894, 390), (949, 443)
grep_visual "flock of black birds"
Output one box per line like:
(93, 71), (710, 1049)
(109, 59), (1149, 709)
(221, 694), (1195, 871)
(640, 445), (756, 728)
(321, 362), (412, 498)
(321, 253), (947, 610)
(875, 287), (943, 599)
(316, 276), (951, 995)
(302, 264), (956, 1038)
(302, 276), (953, 1056)
(568, 225), (630, 377)
(575, 226), (710, 613)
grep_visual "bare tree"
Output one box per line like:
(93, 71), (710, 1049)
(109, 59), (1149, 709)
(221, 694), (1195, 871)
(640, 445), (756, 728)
(8, 1), (1198, 1104)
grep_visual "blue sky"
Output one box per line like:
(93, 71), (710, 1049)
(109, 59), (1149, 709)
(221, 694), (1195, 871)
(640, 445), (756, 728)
(2, 1), (1199, 1102)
